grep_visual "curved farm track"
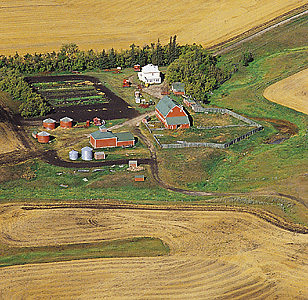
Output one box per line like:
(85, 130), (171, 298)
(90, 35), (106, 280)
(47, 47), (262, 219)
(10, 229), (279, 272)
(0, 203), (308, 299)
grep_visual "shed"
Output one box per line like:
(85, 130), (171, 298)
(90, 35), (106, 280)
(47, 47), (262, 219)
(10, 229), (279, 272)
(134, 175), (145, 182)
(129, 160), (138, 168)
(171, 82), (185, 96)
(81, 146), (93, 161)
(155, 96), (190, 129)
(94, 152), (105, 160)
(115, 132), (135, 147)
(90, 129), (135, 148)
(60, 117), (73, 128)
(37, 131), (50, 143)
(43, 118), (56, 130)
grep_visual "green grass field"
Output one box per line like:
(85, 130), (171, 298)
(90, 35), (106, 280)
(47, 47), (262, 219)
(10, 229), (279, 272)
(0, 237), (169, 268)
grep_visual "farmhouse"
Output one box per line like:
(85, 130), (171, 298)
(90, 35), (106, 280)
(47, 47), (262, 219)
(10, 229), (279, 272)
(171, 82), (185, 96)
(90, 126), (135, 148)
(155, 96), (190, 129)
(138, 64), (161, 84)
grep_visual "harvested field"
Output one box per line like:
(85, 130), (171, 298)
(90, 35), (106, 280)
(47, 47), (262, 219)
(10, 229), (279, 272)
(0, 204), (307, 299)
(0, 1), (307, 55)
(263, 68), (308, 115)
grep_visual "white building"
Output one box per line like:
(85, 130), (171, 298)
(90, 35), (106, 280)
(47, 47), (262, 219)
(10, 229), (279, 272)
(138, 64), (161, 84)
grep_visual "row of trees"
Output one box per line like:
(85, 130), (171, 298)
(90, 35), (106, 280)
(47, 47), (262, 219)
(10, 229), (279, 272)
(0, 68), (51, 117)
(165, 47), (228, 103)
(0, 36), (181, 74)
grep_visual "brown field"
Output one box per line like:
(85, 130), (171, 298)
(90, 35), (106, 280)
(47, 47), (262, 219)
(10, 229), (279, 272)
(0, 204), (307, 299)
(263, 68), (308, 115)
(0, 0), (307, 55)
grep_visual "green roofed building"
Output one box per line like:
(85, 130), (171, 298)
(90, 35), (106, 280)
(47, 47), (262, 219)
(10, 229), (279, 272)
(171, 82), (185, 95)
(155, 96), (190, 129)
(90, 127), (135, 148)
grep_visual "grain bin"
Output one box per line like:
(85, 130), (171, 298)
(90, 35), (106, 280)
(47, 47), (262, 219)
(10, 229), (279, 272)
(43, 118), (56, 130)
(60, 117), (73, 128)
(37, 131), (50, 143)
(69, 150), (79, 160)
(81, 146), (93, 161)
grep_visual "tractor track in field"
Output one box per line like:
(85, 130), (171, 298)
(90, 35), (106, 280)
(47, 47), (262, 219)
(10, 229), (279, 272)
(20, 202), (308, 234)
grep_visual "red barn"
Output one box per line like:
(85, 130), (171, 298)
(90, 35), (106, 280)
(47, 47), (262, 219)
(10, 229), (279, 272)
(155, 96), (190, 129)
(60, 117), (73, 128)
(43, 118), (56, 130)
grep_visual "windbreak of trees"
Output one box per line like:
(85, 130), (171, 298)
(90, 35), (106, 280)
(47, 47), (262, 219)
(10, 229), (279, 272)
(0, 68), (51, 117)
(0, 36), (181, 73)
(165, 46), (228, 103)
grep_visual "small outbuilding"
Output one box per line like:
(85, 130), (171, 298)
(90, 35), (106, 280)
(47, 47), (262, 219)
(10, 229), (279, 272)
(134, 64), (141, 72)
(155, 96), (190, 129)
(171, 82), (185, 96)
(37, 131), (50, 143)
(94, 152), (106, 160)
(60, 117), (73, 128)
(134, 175), (145, 182)
(129, 160), (138, 168)
(43, 118), (56, 130)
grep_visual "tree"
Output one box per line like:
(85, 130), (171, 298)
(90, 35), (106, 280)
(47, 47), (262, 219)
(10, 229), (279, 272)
(242, 51), (254, 66)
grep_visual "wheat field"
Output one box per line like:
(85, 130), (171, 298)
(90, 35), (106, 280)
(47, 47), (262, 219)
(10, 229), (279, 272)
(0, 205), (307, 299)
(263, 68), (308, 115)
(0, 0), (307, 55)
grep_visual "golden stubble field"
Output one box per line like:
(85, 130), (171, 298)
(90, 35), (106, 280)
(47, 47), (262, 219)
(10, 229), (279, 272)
(0, 204), (307, 299)
(263, 68), (308, 115)
(0, 0), (307, 55)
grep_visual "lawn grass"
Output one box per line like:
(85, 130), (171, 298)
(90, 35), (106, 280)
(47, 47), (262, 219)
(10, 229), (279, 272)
(86, 70), (157, 113)
(0, 237), (169, 268)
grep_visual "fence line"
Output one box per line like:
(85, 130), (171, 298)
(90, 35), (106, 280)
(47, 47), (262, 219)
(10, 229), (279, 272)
(145, 102), (263, 149)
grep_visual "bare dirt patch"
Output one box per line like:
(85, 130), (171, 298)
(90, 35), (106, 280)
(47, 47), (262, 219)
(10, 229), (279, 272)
(263, 68), (308, 115)
(0, 204), (307, 299)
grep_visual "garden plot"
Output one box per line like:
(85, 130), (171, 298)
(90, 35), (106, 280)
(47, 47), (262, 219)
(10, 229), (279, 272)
(30, 80), (108, 107)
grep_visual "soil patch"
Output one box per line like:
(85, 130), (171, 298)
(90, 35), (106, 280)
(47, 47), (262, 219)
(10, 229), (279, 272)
(252, 117), (298, 144)
(25, 75), (139, 122)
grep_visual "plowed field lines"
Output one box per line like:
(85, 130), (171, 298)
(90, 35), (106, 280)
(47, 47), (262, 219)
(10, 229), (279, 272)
(0, 205), (307, 299)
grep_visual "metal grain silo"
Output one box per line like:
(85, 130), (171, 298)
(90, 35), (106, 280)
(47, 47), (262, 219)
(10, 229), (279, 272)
(81, 146), (93, 161)
(69, 150), (79, 160)
(37, 131), (50, 143)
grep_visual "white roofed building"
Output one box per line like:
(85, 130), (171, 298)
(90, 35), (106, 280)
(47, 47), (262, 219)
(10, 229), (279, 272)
(138, 64), (161, 84)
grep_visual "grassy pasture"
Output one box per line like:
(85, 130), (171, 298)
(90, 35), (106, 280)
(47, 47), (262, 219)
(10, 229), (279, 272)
(0, 237), (169, 268)
(0, 1), (307, 55)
